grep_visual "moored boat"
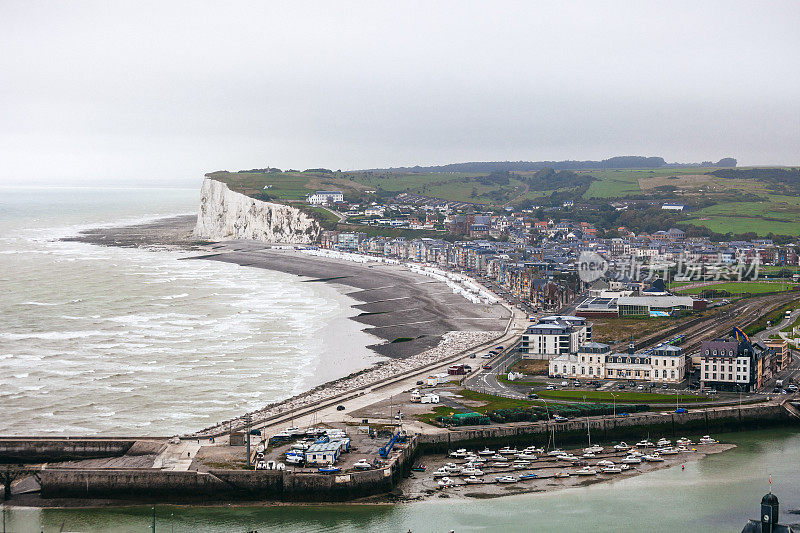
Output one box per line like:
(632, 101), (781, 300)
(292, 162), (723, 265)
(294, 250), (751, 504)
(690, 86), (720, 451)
(575, 467), (597, 475)
(496, 475), (518, 483)
(613, 442), (630, 451)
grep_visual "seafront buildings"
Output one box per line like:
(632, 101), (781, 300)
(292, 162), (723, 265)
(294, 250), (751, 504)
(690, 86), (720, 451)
(548, 341), (687, 383)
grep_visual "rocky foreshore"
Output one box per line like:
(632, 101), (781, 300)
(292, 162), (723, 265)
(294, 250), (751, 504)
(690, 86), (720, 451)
(191, 329), (497, 437)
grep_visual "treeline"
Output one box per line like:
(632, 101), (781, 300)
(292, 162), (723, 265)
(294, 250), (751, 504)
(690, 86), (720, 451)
(711, 167), (800, 194)
(372, 156), (737, 173)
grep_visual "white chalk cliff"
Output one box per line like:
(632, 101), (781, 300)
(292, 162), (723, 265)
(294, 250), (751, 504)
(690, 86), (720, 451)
(194, 178), (322, 243)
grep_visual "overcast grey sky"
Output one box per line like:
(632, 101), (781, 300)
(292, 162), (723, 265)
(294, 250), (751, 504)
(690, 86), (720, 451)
(1, 1), (798, 186)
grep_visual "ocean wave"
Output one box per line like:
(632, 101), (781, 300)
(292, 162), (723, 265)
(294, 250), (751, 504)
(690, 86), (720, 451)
(0, 330), (109, 340)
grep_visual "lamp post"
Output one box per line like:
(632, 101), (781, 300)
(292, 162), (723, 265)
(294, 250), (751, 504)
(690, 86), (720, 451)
(610, 392), (617, 418)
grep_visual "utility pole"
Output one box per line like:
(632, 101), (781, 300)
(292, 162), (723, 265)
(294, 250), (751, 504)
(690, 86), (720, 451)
(244, 413), (253, 468)
(152, 504), (156, 533)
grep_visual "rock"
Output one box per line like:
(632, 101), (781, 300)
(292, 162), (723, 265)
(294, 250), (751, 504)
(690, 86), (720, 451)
(195, 178), (321, 243)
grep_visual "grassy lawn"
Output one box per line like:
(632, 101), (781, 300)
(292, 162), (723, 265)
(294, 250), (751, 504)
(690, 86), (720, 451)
(457, 389), (535, 411)
(416, 405), (462, 425)
(675, 281), (799, 295)
(684, 195), (800, 236)
(535, 390), (711, 404)
(591, 316), (676, 344)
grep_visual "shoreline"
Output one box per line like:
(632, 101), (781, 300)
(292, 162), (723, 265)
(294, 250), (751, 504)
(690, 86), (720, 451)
(59, 215), (511, 438)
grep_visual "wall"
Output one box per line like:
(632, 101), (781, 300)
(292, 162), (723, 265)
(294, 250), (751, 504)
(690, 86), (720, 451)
(195, 178), (322, 244)
(0, 439), (137, 463)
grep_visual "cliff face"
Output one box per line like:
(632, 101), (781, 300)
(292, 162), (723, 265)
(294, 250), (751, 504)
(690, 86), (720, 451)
(194, 178), (322, 243)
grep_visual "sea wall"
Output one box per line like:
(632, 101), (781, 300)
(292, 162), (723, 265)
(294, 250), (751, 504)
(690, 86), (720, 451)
(0, 438), (137, 463)
(194, 178), (321, 244)
(417, 403), (793, 452)
(38, 436), (417, 502)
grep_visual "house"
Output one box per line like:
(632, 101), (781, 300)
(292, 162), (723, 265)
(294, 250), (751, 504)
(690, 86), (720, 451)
(661, 203), (685, 211)
(548, 341), (686, 383)
(699, 328), (775, 391)
(307, 191), (344, 205)
(520, 315), (592, 359)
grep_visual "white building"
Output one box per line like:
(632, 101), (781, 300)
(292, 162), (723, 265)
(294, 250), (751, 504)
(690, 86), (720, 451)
(520, 315), (592, 359)
(307, 191), (344, 205)
(548, 342), (686, 383)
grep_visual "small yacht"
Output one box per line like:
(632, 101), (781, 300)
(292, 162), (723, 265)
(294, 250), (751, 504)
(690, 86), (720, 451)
(478, 448), (495, 456)
(437, 477), (455, 488)
(699, 435), (718, 444)
(554, 471), (570, 478)
(621, 455), (642, 464)
(657, 438), (671, 447)
(557, 454), (578, 462)
(548, 449), (567, 456)
(613, 442), (630, 451)
(575, 467), (598, 476)
(490, 454), (506, 461)
(516, 453), (537, 460)
(657, 447), (679, 456)
(582, 452), (596, 458)
(519, 473), (538, 480)
(676, 437), (693, 446)
(463, 475), (484, 484)
(496, 475), (518, 483)
(499, 447), (519, 455)
(353, 460), (372, 470)
(601, 466), (623, 474)
(643, 453), (664, 462)
(449, 448), (468, 458)
(526, 446), (545, 454)
(492, 461), (510, 468)
(512, 461), (531, 470)
(635, 440), (654, 448)
(596, 459), (615, 467)
(432, 469), (450, 478)
(627, 450), (644, 458)
(461, 468), (484, 476)
(584, 445), (603, 454)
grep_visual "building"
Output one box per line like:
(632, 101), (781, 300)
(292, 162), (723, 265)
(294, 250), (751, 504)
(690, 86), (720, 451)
(548, 341), (686, 383)
(617, 295), (698, 317)
(700, 328), (775, 391)
(307, 191), (344, 205)
(741, 492), (796, 532)
(304, 441), (346, 465)
(764, 338), (791, 373)
(520, 315), (592, 359)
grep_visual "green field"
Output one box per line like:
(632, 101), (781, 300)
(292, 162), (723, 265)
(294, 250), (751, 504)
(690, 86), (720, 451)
(675, 281), (799, 295)
(684, 194), (800, 236)
(535, 390), (710, 404)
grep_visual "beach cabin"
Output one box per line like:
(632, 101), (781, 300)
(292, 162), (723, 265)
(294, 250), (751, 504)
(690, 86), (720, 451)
(304, 442), (343, 465)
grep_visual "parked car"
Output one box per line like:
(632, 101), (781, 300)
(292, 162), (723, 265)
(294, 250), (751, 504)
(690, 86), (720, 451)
(662, 384), (669, 389)
(528, 393), (539, 399)
(636, 385), (644, 391)
(416, 380), (424, 385)
(618, 384), (626, 390)
(561, 381), (569, 386)
(469, 353), (477, 359)
(546, 385), (556, 390)
(337, 405), (346, 411)
(618, 412), (631, 417)
(553, 415), (568, 422)
(675, 408), (688, 414)
(787, 384), (798, 393)
(627, 380), (636, 387)
(773, 386), (782, 393)
(483, 364), (492, 370)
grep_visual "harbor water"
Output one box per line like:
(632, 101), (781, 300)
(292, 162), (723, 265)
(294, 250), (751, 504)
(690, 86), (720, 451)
(2, 428), (799, 532)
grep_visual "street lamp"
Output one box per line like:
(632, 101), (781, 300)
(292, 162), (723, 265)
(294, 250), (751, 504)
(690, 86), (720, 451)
(610, 392), (617, 418)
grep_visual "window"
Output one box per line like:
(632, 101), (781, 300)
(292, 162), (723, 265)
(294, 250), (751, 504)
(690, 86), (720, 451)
(671, 360), (675, 367)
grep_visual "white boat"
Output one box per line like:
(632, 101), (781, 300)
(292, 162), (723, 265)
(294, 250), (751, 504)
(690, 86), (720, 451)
(490, 454), (505, 461)
(620, 464), (631, 471)
(496, 475), (518, 483)
(557, 454), (578, 462)
(596, 460), (615, 467)
(602, 466), (623, 474)
(657, 438), (671, 447)
(548, 449), (567, 456)
(515, 453), (537, 460)
(461, 468), (484, 476)
(492, 461), (510, 468)
(628, 451), (643, 458)
(635, 440), (654, 448)
(525, 446), (545, 454)
(512, 461), (531, 470)
(657, 447), (679, 455)
(284, 454), (304, 465)
(432, 469), (450, 478)
(290, 442), (310, 451)
(463, 475), (484, 484)
(613, 442), (630, 451)
(643, 453), (664, 462)
(353, 460), (372, 470)
(478, 448), (495, 456)
(582, 452), (596, 458)
(584, 445), (603, 454)
(438, 477), (454, 487)
(443, 462), (460, 470)
(621, 456), (642, 464)
(449, 448), (468, 458)
(699, 435), (718, 444)
(554, 471), (570, 478)
(575, 467), (597, 476)
(499, 447), (519, 455)
(676, 437), (693, 446)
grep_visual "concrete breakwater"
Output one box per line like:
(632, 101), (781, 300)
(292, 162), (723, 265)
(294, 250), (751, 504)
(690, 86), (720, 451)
(0, 438), (146, 464)
(39, 436), (418, 503)
(417, 402), (795, 453)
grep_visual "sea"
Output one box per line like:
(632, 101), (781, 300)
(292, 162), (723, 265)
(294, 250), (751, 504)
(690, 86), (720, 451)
(0, 186), (382, 436)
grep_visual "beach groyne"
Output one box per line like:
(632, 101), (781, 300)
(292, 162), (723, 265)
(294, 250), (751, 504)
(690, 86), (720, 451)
(195, 178), (321, 243)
